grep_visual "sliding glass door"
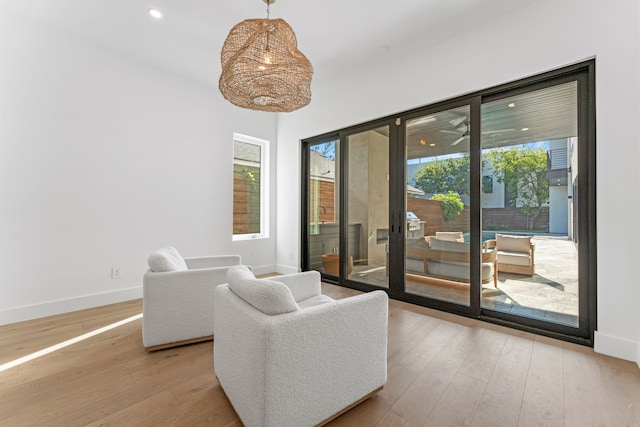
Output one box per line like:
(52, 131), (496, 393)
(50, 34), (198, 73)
(302, 61), (595, 344)
(480, 81), (581, 327)
(344, 125), (390, 289)
(306, 139), (340, 276)
(404, 105), (472, 306)
(303, 121), (396, 291)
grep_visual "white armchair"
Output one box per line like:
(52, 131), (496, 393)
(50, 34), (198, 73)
(214, 266), (388, 427)
(142, 247), (242, 351)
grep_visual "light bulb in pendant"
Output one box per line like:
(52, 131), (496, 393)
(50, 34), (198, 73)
(258, 50), (272, 71)
(263, 50), (273, 65)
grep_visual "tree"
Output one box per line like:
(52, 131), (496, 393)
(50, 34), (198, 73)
(310, 141), (336, 160)
(413, 155), (471, 196)
(485, 146), (549, 230)
(430, 191), (464, 222)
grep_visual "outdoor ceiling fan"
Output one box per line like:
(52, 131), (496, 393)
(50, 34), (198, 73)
(440, 117), (514, 146)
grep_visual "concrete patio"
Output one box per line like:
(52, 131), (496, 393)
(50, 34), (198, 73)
(349, 235), (579, 327)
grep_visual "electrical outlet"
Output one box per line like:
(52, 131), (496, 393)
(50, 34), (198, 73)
(111, 267), (122, 279)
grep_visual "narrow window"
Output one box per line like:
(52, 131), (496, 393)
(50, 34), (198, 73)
(233, 134), (269, 240)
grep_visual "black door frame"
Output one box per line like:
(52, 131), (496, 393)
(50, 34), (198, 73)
(301, 60), (596, 345)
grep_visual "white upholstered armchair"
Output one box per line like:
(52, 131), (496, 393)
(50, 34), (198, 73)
(214, 266), (388, 427)
(142, 247), (242, 351)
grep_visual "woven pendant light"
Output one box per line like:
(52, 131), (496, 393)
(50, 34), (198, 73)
(219, 0), (313, 112)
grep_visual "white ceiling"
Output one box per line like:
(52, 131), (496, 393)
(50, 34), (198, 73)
(0, 0), (536, 88)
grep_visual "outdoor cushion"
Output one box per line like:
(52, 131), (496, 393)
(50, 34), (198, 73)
(429, 237), (469, 253)
(435, 231), (464, 241)
(496, 234), (532, 252)
(497, 251), (531, 266)
(427, 259), (494, 282)
(226, 265), (300, 315)
(147, 246), (188, 272)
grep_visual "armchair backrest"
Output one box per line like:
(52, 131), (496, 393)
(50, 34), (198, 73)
(147, 246), (188, 272)
(496, 234), (533, 253)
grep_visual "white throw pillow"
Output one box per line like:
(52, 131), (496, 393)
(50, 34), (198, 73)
(227, 265), (299, 315)
(496, 234), (532, 253)
(147, 247), (188, 272)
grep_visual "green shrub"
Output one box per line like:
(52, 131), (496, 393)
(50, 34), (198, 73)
(430, 192), (464, 222)
(485, 222), (509, 231)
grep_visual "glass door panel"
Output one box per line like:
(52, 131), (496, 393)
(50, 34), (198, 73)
(346, 126), (389, 288)
(405, 106), (471, 306)
(308, 140), (340, 276)
(480, 82), (579, 327)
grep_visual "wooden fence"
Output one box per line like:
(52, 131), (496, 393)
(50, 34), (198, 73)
(407, 197), (549, 234)
(233, 165), (261, 235)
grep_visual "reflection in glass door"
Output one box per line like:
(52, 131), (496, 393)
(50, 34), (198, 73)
(307, 140), (340, 276)
(302, 61), (594, 343)
(480, 82), (579, 327)
(404, 105), (471, 306)
(346, 126), (389, 288)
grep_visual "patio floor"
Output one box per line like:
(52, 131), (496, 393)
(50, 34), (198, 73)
(348, 235), (579, 327)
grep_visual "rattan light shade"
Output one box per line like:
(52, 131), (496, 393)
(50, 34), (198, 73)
(219, 18), (313, 112)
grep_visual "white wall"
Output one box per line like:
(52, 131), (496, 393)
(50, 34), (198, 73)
(276, 0), (640, 362)
(0, 11), (277, 324)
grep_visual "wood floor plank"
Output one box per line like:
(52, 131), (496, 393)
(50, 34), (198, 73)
(373, 410), (416, 427)
(2, 284), (640, 427)
(517, 336), (565, 427)
(590, 349), (640, 426)
(458, 327), (507, 383)
(390, 323), (482, 425)
(84, 389), (178, 427)
(395, 321), (459, 374)
(470, 334), (533, 427)
(562, 343), (615, 426)
(422, 372), (487, 427)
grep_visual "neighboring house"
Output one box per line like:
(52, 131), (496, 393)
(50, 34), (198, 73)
(406, 138), (573, 234)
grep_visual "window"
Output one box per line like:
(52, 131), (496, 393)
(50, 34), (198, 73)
(233, 134), (269, 240)
(302, 60), (596, 345)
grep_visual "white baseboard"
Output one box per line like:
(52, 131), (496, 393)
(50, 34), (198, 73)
(274, 264), (300, 275)
(0, 286), (143, 326)
(251, 264), (299, 276)
(594, 331), (638, 364)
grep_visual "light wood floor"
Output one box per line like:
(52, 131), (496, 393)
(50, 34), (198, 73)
(2, 283), (640, 426)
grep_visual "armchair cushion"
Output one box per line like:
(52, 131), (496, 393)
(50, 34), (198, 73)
(496, 234), (532, 252)
(498, 251), (531, 267)
(147, 246), (188, 272)
(227, 265), (299, 315)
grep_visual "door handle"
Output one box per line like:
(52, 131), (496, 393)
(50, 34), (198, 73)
(391, 211), (395, 233)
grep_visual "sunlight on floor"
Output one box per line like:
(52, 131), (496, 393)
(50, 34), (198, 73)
(0, 313), (142, 373)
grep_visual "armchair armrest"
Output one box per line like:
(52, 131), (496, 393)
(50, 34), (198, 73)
(184, 255), (241, 269)
(484, 239), (497, 251)
(267, 271), (321, 302)
(142, 266), (233, 349)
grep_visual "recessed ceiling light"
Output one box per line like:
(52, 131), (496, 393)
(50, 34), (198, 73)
(429, 143), (435, 147)
(148, 8), (163, 19)
(521, 127), (529, 131)
(508, 103), (516, 108)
